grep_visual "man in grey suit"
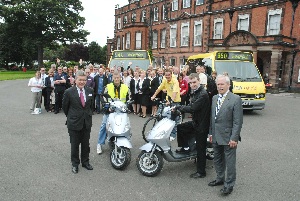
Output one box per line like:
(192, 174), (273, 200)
(62, 70), (94, 174)
(208, 74), (243, 195)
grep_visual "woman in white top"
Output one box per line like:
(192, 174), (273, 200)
(122, 70), (132, 89)
(28, 71), (43, 114)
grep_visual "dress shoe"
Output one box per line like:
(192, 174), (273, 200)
(72, 166), (78, 174)
(190, 172), (206, 178)
(208, 180), (224, 187)
(82, 163), (93, 170)
(220, 186), (233, 195)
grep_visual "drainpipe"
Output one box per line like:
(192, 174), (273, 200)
(290, 0), (299, 37)
(289, 50), (297, 91)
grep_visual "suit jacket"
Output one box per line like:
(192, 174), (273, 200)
(94, 74), (108, 95)
(62, 86), (94, 131)
(180, 86), (210, 134)
(44, 76), (54, 92)
(130, 78), (138, 95)
(209, 92), (243, 145)
(138, 78), (150, 95)
(150, 77), (160, 95)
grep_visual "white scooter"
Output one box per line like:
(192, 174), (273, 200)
(136, 99), (213, 177)
(103, 94), (134, 170)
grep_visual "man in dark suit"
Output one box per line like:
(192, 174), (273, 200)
(208, 74), (243, 195)
(62, 70), (94, 174)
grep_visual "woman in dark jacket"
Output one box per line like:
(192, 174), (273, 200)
(130, 71), (140, 115)
(137, 70), (150, 118)
(149, 70), (160, 116)
(44, 69), (55, 112)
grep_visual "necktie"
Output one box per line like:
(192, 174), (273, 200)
(80, 89), (85, 107)
(215, 94), (223, 118)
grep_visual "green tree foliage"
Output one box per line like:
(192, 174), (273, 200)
(88, 41), (101, 65)
(64, 43), (88, 63)
(0, 0), (89, 68)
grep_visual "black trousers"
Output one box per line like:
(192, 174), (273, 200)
(54, 89), (65, 112)
(68, 125), (91, 167)
(177, 121), (207, 174)
(45, 90), (52, 111)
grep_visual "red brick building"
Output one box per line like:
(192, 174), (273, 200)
(107, 0), (300, 92)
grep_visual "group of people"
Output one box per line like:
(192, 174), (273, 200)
(28, 62), (243, 196)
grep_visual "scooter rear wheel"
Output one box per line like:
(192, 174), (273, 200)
(136, 150), (164, 177)
(110, 146), (131, 170)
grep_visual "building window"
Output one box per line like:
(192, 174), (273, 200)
(170, 24), (177, 47)
(141, 10), (146, 22)
(152, 31), (158, 49)
(194, 20), (202, 46)
(172, 0), (178, 11)
(136, 32), (141, 49)
(214, 18), (223, 39)
(181, 22), (189, 46)
(162, 4), (167, 20)
(170, 58), (176, 66)
(117, 18), (121, 29)
(122, 36), (125, 50)
(183, 0), (191, 8)
(123, 16), (128, 24)
(196, 0), (204, 5)
(131, 13), (136, 22)
(267, 9), (282, 35)
(161, 29), (166, 48)
(117, 37), (121, 50)
(153, 7), (159, 22)
(238, 14), (249, 31)
(126, 32), (130, 49)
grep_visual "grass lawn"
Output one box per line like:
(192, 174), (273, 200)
(0, 71), (36, 81)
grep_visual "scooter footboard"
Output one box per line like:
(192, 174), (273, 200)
(139, 142), (162, 152)
(116, 137), (132, 148)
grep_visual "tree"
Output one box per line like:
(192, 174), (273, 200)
(64, 43), (88, 62)
(88, 41), (101, 65)
(1, 0), (89, 68)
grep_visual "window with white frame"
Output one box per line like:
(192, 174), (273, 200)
(132, 13), (136, 22)
(117, 37), (121, 50)
(238, 14), (249, 31)
(170, 24), (177, 47)
(181, 22), (189, 46)
(170, 58), (176, 66)
(123, 16), (128, 24)
(117, 18), (121, 29)
(196, 0), (204, 5)
(183, 0), (191, 8)
(194, 20), (202, 46)
(267, 9), (282, 35)
(153, 7), (158, 22)
(122, 36), (125, 50)
(162, 5), (167, 20)
(152, 31), (158, 49)
(161, 29), (166, 48)
(214, 18), (223, 39)
(172, 0), (178, 11)
(141, 10), (146, 22)
(136, 32), (141, 49)
(126, 32), (130, 49)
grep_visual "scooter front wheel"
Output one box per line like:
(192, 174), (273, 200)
(110, 146), (131, 170)
(136, 150), (164, 177)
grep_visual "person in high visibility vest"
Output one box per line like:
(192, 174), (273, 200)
(96, 72), (129, 154)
